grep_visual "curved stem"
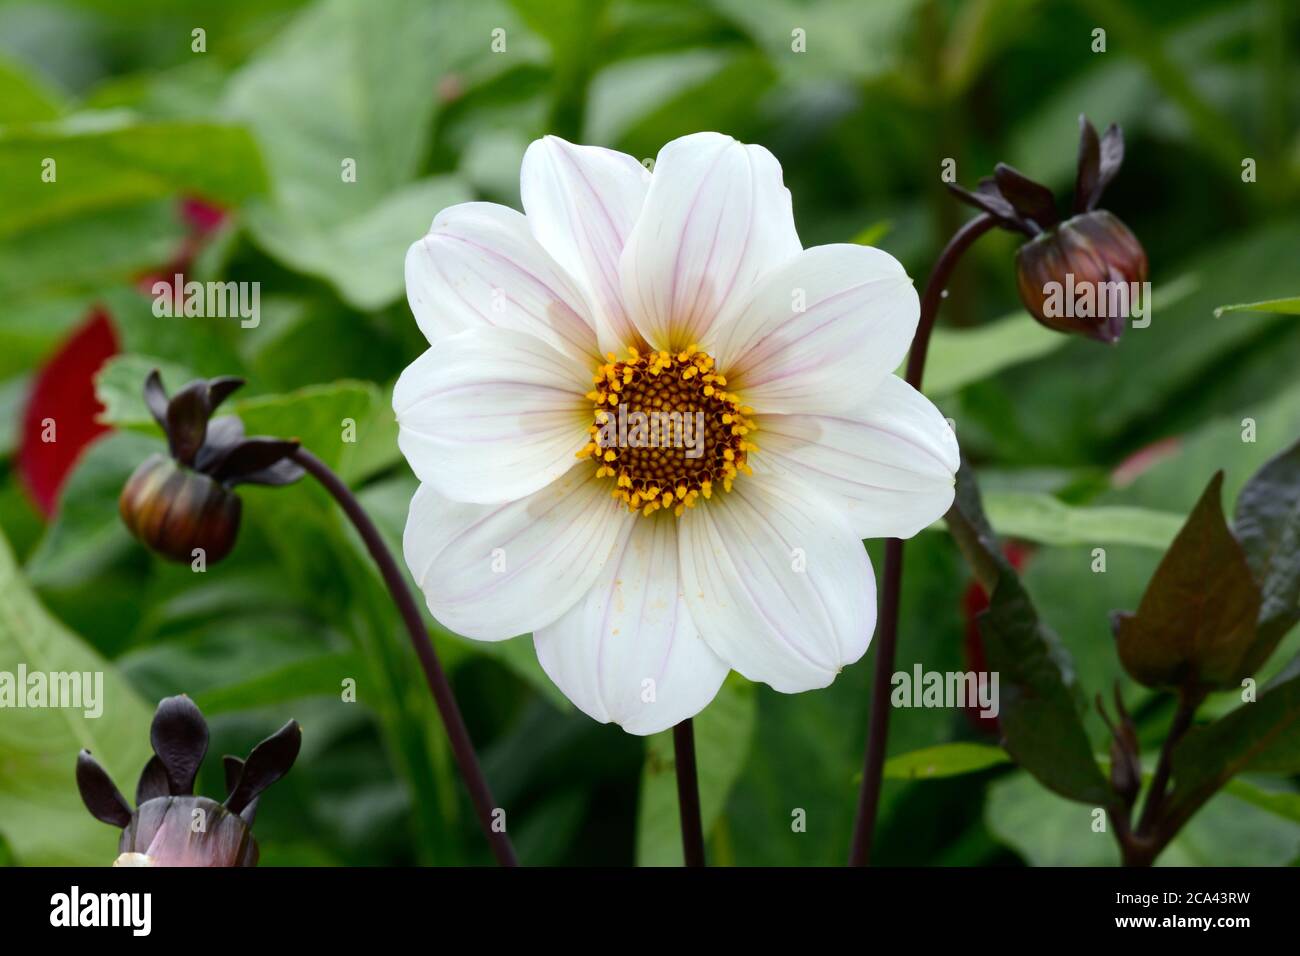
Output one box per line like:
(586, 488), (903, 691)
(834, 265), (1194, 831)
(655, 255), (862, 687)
(291, 448), (519, 867)
(673, 718), (706, 867)
(848, 213), (997, 866)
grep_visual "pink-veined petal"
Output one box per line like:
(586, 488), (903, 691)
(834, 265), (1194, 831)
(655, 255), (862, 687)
(534, 515), (728, 735)
(393, 327), (592, 504)
(678, 472), (875, 692)
(754, 375), (959, 539)
(620, 132), (802, 352)
(715, 243), (919, 415)
(405, 201), (599, 362)
(521, 136), (651, 354)
(403, 473), (627, 641)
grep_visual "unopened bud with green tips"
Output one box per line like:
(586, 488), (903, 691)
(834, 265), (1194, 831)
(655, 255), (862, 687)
(118, 371), (303, 566)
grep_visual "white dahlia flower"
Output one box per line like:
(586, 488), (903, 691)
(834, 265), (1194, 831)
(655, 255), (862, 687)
(395, 132), (958, 735)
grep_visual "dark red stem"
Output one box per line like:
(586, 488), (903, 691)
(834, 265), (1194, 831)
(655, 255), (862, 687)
(673, 718), (706, 867)
(848, 213), (998, 866)
(291, 447), (519, 867)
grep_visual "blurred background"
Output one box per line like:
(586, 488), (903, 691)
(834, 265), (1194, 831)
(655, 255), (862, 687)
(0, 0), (1298, 866)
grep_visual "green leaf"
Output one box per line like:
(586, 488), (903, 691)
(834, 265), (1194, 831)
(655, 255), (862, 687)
(234, 380), (398, 477)
(1162, 673), (1300, 835)
(947, 461), (1113, 805)
(1114, 473), (1262, 690)
(0, 115), (265, 238)
(712, 0), (923, 85)
(1109, 381), (1300, 519)
(0, 56), (65, 124)
(24, 432), (159, 589)
(0, 200), (187, 304)
(635, 676), (756, 866)
(724, 534), (967, 864)
(94, 354), (197, 431)
(0, 373), (28, 458)
(222, 0), (520, 308)
(979, 491), (1183, 549)
(1224, 777), (1300, 825)
(925, 311), (1065, 397)
(1233, 437), (1300, 669)
(1214, 296), (1300, 318)
(586, 49), (737, 147)
(883, 742), (1009, 780)
(986, 769), (1300, 866)
(246, 175), (472, 310)
(0, 527), (153, 865)
(985, 225), (1298, 459)
(194, 651), (361, 715)
(925, 274), (1199, 399)
(850, 219), (892, 247)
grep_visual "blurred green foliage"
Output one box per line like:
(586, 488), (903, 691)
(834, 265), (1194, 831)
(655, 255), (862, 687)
(0, 0), (1297, 866)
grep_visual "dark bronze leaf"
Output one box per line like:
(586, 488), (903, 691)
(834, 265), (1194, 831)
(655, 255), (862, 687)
(946, 460), (1114, 806)
(1233, 437), (1300, 674)
(1115, 472), (1262, 690)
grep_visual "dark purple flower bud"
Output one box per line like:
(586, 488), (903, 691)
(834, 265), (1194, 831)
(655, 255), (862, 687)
(949, 115), (1148, 344)
(119, 371), (304, 566)
(1014, 210), (1148, 343)
(119, 454), (241, 564)
(77, 695), (301, 867)
(116, 796), (259, 867)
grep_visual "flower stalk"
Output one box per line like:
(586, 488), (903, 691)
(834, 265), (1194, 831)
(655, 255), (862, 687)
(290, 448), (519, 867)
(849, 212), (998, 866)
(672, 718), (705, 867)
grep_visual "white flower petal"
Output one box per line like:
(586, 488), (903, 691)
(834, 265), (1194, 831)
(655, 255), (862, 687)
(403, 472), (627, 641)
(534, 515), (728, 735)
(754, 375), (959, 539)
(520, 136), (650, 354)
(405, 201), (599, 361)
(393, 327), (592, 504)
(678, 472), (875, 692)
(620, 132), (802, 352)
(715, 243), (919, 415)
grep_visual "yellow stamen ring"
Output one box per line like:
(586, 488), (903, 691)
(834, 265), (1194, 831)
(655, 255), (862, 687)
(578, 346), (756, 516)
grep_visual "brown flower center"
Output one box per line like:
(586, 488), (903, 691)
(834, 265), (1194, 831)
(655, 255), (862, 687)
(577, 346), (757, 516)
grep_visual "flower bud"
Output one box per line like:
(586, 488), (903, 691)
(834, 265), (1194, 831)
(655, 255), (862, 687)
(117, 796), (258, 867)
(120, 453), (241, 564)
(948, 116), (1147, 344)
(118, 370), (303, 566)
(78, 695), (301, 867)
(1014, 210), (1148, 344)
